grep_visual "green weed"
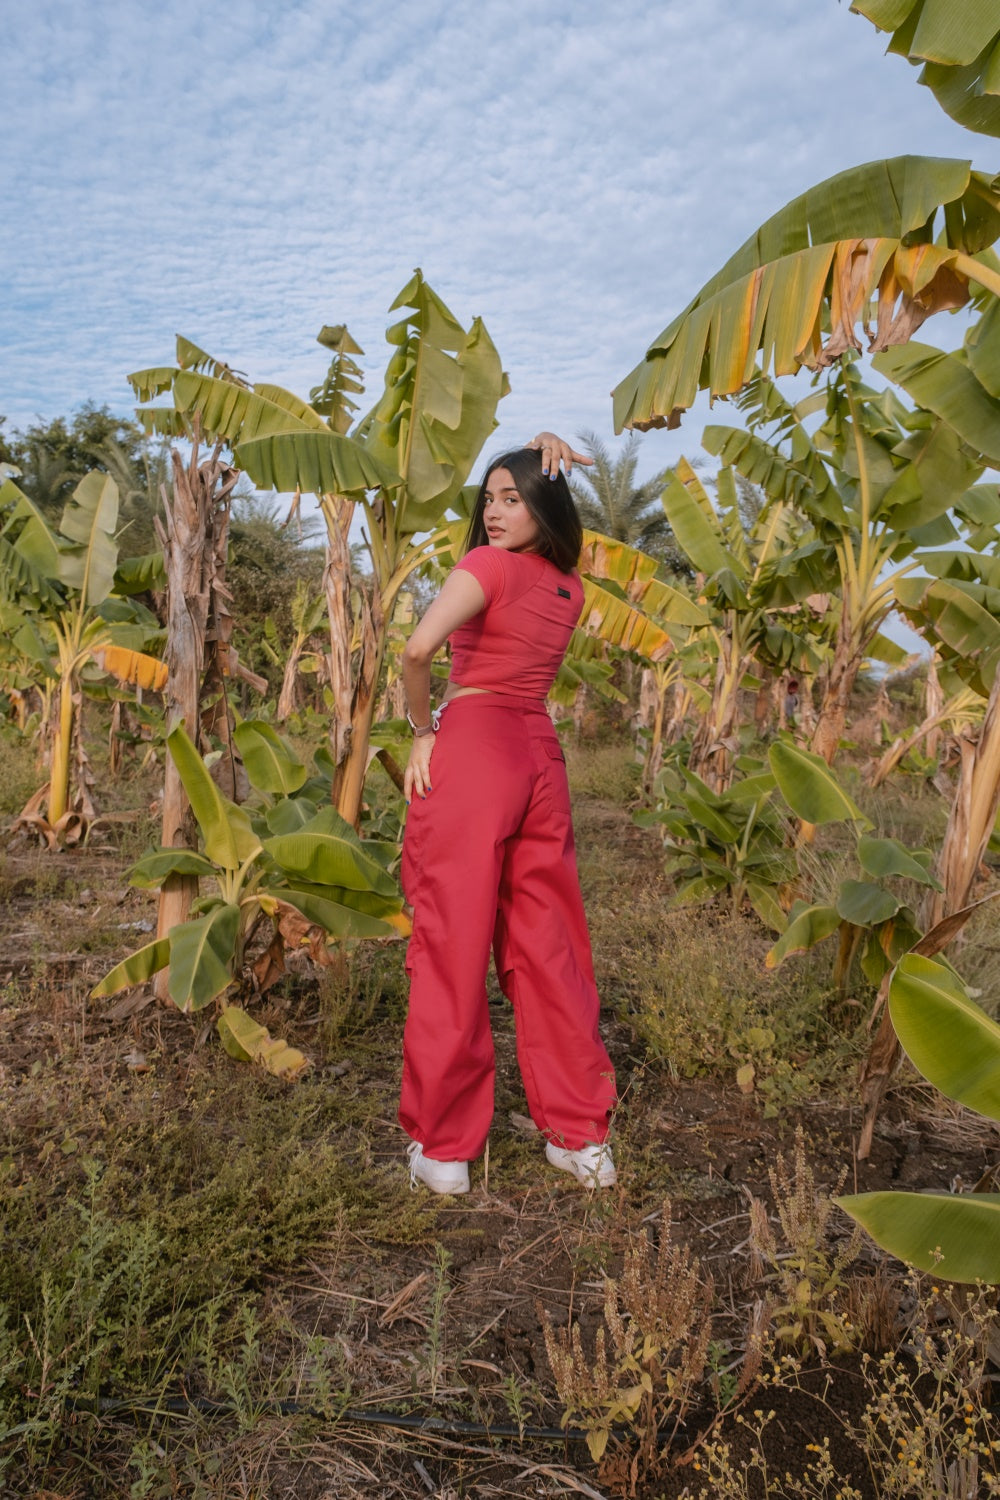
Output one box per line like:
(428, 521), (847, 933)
(0, 728), (41, 817)
(622, 910), (861, 1114)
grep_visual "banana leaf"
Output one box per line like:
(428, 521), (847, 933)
(90, 937), (171, 998)
(766, 903), (841, 968)
(167, 903), (241, 1012)
(58, 472), (119, 607)
(263, 806), (398, 897)
(356, 272), (508, 532)
(217, 1004), (309, 1079)
(614, 157), (1000, 431)
(850, 1), (1000, 138)
(166, 725), (261, 871)
(769, 742), (869, 826)
(233, 721), (307, 795)
(889, 953), (1000, 1120)
(837, 1190), (1000, 1282)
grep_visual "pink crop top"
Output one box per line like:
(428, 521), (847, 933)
(449, 546), (584, 699)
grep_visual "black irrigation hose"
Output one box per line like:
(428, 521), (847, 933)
(72, 1395), (590, 1444)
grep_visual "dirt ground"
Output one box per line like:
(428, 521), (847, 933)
(2, 784), (999, 1498)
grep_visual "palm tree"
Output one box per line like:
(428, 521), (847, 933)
(569, 431), (687, 573)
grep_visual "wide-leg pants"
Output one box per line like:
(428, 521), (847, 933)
(400, 693), (617, 1161)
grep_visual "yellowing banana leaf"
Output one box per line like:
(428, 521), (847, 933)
(235, 428), (397, 498)
(95, 645), (167, 692)
(579, 528), (710, 626)
(579, 577), (674, 662)
(851, 0), (1000, 138)
(90, 937), (171, 998)
(614, 157), (1000, 431)
(217, 1003), (309, 1080)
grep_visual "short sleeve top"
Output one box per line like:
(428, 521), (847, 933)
(448, 546), (584, 699)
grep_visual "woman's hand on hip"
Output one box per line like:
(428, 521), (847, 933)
(404, 733), (436, 801)
(527, 431), (594, 478)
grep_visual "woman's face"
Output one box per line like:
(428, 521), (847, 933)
(481, 468), (541, 553)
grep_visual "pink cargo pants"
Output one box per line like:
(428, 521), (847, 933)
(400, 693), (616, 1160)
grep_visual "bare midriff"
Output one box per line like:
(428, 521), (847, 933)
(441, 681), (493, 702)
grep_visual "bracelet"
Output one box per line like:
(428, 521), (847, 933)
(406, 711), (435, 738)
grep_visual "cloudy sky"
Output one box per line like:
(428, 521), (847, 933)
(3, 0), (987, 479)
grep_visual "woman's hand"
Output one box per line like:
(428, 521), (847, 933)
(404, 732), (436, 802)
(527, 431), (594, 479)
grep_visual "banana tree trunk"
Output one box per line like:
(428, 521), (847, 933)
(810, 625), (863, 767)
(322, 497), (356, 778)
(46, 671), (76, 826)
(333, 583), (386, 829)
(640, 665), (672, 793)
(796, 673), (817, 740)
(665, 679), (690, 745)
(155, 438), (239, 997)
(277, 637), (306, 722)
(689, 627), (746, 792)
(925, 669), (1000, 931)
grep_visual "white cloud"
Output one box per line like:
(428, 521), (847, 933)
(1, 0), (987, 486)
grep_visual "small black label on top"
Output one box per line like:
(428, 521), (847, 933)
(557, 586), (571, 599)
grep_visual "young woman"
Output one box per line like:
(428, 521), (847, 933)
(399, 434), (617, 1194)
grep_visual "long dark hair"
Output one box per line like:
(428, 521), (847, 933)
(463, 448), (582, 573)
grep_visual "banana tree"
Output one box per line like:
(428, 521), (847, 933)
(613, 155), (1000, 433)
(656, 456), (828, 788)
(92, 721), (408, 1076)
(637, 758), (797, 931)
(850, 1), (1000, 139)
(131, 274), (506, 829)
(0, 472), (164, 843)
(704, 362), (986, 767)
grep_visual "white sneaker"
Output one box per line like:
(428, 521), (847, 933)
(406, 1141), (470, 1195)
(545, 1139), (617, 1188)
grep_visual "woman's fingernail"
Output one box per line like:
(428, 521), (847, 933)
(405, 798), (410, 806)
(542, 466), (549, 475)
